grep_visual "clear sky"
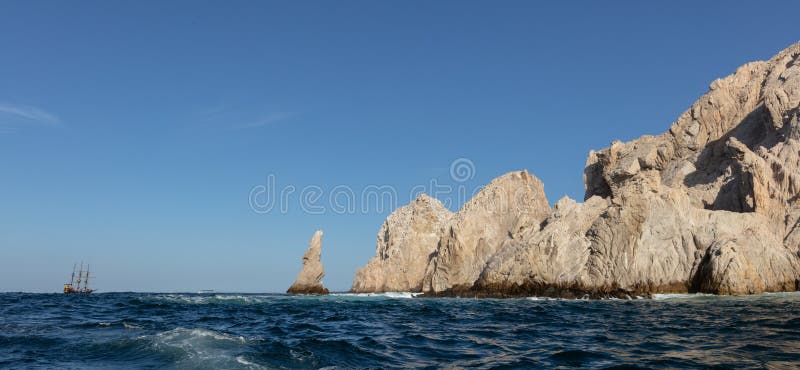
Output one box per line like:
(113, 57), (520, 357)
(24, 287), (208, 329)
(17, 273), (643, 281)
(1, 1), (798, 292)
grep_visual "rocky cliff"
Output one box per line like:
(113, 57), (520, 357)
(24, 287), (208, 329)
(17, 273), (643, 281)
(422, 171), (551, 293)
(287, 230), (329, 295)
(351, 41), (800, 297)
(351, 194), (452, 292)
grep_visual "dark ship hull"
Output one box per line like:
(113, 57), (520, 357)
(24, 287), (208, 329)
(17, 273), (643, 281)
(63, 285), (94, 294)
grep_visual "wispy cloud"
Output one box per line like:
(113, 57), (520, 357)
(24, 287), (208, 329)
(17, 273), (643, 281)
(193, 103), (295, 131)
(196, 103), (230, 118)
(235, 112), (294, 129)
(0, 102), (61, 126)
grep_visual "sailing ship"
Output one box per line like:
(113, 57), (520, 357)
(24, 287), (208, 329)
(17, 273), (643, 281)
(63, 262), (94, 294)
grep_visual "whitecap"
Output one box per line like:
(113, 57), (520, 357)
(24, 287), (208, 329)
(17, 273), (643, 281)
(148, 294), (272, 305)
(652, 293), (715, 300)
(141, 327), (251, 369)
(525, 296), (588, 301)
(654, 291), (800, 300)
(157, 328), (246, 343)
(330, 292), (421, 299)
(123, 322), (142, 330)
(235, 355), (266, 369)
(210, 295), (263, 304)
(526, 296), (557, 301)
(759, 291), (800, 297)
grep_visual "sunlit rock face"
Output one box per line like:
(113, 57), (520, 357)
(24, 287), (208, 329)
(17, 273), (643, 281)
(421, 171), (551, 294)
(351, 195), (452, 293)
(352, 42), (800, 298)
(351, 171), (551, 294)
(287, 230), (329, 295)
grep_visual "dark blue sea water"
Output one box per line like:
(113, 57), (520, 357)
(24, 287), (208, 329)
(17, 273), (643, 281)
(1, 292), (799, 369)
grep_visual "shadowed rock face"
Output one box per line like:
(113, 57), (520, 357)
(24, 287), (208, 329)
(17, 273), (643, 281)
(352, 42), (800, 298)
(287, 231), (329, 295)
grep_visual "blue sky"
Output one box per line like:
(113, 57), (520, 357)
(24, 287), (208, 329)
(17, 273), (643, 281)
(1, 1), (798, 292)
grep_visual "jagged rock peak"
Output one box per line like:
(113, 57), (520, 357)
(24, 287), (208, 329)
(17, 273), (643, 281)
(584, 41), (800, 206)
(422, 170), (551, 293)
(287, 230), (329, 295)
(474, 41), (800, 298)
(351, 194), (453, 293)
(350, 42), (800, 298)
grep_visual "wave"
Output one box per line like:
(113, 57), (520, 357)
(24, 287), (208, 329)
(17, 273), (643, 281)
(526, 296), (641, 301)
(760, 291), (800, 297)
(652, 293), (716, 300)
(2, 292), (798, 368)
(123, 322), (142, 330)
(151, 327), (246, 344)
(146, 292), (425, 306)
(654, 291), (800, 300)
(235, 355), (265, 368)
(139, 328), (257, 368)
(518, 292), (790, 301)
(147, 294), (274, 305)
(330, 292), (421, 299)
(71, 320), (144, 330)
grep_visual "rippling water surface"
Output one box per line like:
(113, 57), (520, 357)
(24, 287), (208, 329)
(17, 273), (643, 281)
(1, 292), (799, 368)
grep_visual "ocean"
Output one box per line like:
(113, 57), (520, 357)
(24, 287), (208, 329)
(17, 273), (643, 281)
(1, 292), (798, 369)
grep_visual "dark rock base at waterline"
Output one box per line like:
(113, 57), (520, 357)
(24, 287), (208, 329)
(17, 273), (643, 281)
(286, 285), (329, 295)
(417, 281), (800, 299)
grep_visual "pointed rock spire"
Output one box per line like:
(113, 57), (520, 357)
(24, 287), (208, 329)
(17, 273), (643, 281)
(287, 230), (329, 295)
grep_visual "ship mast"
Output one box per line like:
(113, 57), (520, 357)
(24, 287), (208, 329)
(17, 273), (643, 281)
(63, 262), (95, 294)
(70, 263), (77, 286)
(83, 265), (91, 291)
(76, 262), (83, 288)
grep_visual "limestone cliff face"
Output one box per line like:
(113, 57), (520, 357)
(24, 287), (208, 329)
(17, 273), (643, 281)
(422, 171), (551, 293)
(351, 195), (452, 292)
(351, 41), (800, 297)
(476, 41), (800, 297)
(350, 171), (551, 294)
(287, 230), (329, 295)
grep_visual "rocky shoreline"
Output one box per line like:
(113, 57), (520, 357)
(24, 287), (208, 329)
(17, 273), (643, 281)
(417, 281), (698, 300)
(347, 42), (800, 299)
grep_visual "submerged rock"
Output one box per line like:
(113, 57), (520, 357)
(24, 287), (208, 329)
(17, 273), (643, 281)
(287, 230), (329, 295)
(352, 41), (800, 298)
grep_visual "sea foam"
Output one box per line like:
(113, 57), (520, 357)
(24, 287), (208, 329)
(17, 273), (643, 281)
(330, 292), (421, 299)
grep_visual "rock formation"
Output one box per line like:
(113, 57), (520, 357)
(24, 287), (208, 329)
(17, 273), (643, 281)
(351, 194), (452, 292)
(422, 171), (551, 293)
(287, 230), (329, 295)
(351, 41), (800, 298)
